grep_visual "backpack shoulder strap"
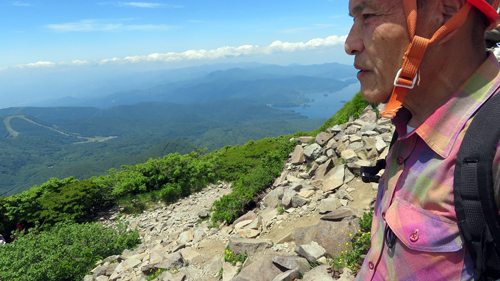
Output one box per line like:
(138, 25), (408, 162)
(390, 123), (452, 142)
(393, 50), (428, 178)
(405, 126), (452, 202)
(454, 92), (500, 281)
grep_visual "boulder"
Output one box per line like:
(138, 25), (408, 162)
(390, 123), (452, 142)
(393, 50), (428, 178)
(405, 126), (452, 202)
(314, 160), (332, 180)
(272, 268), (300, 281)
(291, 196), (308, 208)
(303, 143), (322, 159)
(303, 265), (336, 281)
(294, 241), (326, 262)
(291, 145), (306, 165)
(295, 136), (315, 143)
(228, 237), (273, 256)
(321, 207), (358, 221)
(263, 188), (284, 209)
(233, 211), (258, 226)
(223, 262), (239, 281)
(316, 132), (334, 146)
(232, 255), (283, 281)
(272, 256), (310, 272)
(317, 197), (341, 214)
(322, 165), (345, 192)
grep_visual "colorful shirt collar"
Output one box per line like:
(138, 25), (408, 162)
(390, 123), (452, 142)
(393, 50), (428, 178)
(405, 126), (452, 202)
(393, 53), (500, 158)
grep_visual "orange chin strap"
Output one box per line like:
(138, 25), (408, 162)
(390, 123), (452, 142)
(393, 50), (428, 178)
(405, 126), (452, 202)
(380, 0), (499, 119)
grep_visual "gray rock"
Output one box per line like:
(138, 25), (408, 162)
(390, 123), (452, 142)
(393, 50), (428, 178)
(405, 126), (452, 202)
(316, 155), (329, 164)
(340, 149), (358, 162)
(303, 265), (336, 281)
(263, 188), (284, 209)
(336, 190), (354, 201)
(303, 143), (322, 159)
(316, 132), (334, 146)
(312, 219), (360, 257)
(232, 255), (283, 281)
(197, 210), (209, 219)
(272, 268), (300, 281)
(167, 252), (185, 269)
(272, 256), (310, 272)
(322, 165), (345, 192)
(375, 137), (388, 152)
(223, 262), (239, 281)
(233, 211), (258, 226)
(291, 145), (306, 165)
(228, 237), (273, 256)
(84, 275), (94, 281)
(295, 136), (315, 143)
(282, 189), (297, 208)
(358, 105), (377, 123)
(171, 272), (187, 281)
(314, 160), (332, 180)
(122, 258), (141, 271)
(92, 264), (107, 277)
(291, 182), (303, 192)
(294, 241), (326, 262)
(318, 197), (341, 214)
(320, 207), (358, 221)
(291, 196), (308, 208)
(330, 125), (342, 133)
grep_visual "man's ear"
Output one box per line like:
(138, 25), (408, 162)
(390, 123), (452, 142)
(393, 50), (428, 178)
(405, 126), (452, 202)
(441, 0), (466, 23)
(437, 0), (466, 44)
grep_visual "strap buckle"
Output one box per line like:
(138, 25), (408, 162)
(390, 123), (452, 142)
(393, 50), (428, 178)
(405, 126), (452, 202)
(393, 68), (418, 89)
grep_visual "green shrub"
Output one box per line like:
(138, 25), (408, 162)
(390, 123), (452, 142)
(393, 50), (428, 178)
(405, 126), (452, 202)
(331, 211), (373, 274)
(211, 136), (296, 224)
(313, 92), (378, 135)
(0, 221), (140, 281)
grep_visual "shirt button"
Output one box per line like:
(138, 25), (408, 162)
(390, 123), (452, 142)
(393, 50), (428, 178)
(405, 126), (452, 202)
(410, 229), (419, 242)
(397, 157), (404, 165)
(369, 261), (374, 270)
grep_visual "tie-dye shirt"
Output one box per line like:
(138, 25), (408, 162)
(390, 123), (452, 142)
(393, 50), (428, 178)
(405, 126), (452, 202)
(355, 53), (500, 281)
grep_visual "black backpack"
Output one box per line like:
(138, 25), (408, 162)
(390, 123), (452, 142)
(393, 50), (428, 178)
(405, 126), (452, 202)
(361, 93), (500, 280)
(454, 92), (500, 281)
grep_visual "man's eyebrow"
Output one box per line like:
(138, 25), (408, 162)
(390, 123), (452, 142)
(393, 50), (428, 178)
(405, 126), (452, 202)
(349, 1), (374, 17)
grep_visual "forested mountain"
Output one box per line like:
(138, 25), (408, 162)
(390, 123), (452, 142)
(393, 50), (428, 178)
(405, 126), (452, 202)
(29, 63), (357, 108)
(0, 63), (357, 196)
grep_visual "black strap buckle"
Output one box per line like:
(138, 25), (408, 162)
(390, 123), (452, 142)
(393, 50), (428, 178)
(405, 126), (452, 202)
(361, 159), (387, 183)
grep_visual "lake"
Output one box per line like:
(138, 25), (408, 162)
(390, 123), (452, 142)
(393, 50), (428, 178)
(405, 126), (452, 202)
(277, 81), (361, 119)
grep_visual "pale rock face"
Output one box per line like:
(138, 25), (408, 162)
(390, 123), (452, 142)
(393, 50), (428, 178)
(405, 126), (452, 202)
(87, 105), (392, 281)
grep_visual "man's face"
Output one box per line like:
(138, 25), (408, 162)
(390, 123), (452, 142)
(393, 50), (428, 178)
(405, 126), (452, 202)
(345, 0), (411, 103)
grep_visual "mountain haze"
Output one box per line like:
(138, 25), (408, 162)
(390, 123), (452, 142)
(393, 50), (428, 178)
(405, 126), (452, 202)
(0, 62), (358, 196)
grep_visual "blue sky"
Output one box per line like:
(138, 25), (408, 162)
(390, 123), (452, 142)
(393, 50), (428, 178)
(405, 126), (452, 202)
(0, 1), (355, 108)
(0, 0), (352, 69)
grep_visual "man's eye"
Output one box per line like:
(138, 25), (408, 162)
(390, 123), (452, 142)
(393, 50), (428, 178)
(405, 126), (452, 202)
(363, 14), (374, 20)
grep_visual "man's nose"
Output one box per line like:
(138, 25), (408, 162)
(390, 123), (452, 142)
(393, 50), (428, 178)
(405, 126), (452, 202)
(345, 24), (364, 55)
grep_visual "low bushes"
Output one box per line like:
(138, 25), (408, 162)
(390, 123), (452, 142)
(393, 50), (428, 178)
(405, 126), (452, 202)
(0, 221), (140, 281)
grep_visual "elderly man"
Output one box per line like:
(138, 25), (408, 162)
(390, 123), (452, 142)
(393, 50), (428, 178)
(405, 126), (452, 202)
(345, 0), (500, 280)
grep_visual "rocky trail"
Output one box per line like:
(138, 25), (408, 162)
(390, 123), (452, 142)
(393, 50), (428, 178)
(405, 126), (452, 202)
(84, 105), (393, 281)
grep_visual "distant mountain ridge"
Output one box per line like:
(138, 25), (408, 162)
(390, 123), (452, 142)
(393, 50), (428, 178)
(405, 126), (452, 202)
(0, 62), (358, 196)
(22, 62), (357, 108)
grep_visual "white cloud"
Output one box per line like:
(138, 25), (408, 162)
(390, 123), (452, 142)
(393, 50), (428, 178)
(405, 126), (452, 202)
(102, 35), (347, 64)
(12, 1), (30, 6)
(12, 35), (347, 69)
(45, 19), (171, 32)
(60, 60), (91, 66)
(17, 61), (56, 68)
(46, 20), (122, 32)
(0, 67), (8, 71)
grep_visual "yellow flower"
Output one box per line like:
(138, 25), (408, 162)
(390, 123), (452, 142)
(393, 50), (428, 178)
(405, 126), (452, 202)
(349, 233), (352, 236)
(346, 243), (349, 246)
